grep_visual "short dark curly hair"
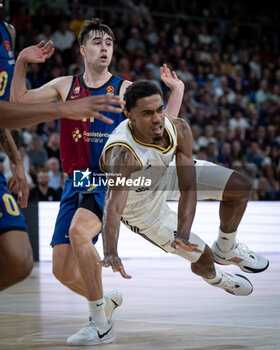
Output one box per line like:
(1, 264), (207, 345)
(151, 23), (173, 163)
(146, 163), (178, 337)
(124, 80), (163, 112)
(78, 17), (115, 45)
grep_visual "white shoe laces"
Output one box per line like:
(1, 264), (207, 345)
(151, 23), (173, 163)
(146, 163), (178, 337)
(234, 240), (254, 257)
(74, 322), (96, 336)
(220, 273), (238, 290)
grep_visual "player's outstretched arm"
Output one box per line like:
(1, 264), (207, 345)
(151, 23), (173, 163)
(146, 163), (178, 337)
(170, 118), (199, 252)
(99, 145), (140, 279)
(160, 63), (185, 117)
(59, 95), (124, 123)
(0, 95), (123, 128)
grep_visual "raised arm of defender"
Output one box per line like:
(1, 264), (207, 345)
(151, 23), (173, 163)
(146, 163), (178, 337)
(10, 41), (70, 103)
(120, 64), (184, 117)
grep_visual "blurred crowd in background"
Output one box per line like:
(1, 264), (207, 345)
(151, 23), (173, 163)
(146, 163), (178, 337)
(1, 0), (280, 201)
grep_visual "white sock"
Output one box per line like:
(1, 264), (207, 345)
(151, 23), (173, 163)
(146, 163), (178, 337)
(216, 228), (237, 252)
(203, 265), (223, 285)
(88, 298), (108, 325)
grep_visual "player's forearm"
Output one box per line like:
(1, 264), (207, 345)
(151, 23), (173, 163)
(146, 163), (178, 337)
(102, 188), (128, 255)
(10, 55), (28, 102)
(165, 86), (184, 117)
(0, 101), (59, 128)
(177, 189), (197, 239)
(102, 207), (122, 255)
(0, 129), (22, 164)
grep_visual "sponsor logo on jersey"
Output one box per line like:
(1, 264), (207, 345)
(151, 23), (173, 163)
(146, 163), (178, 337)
(72, 128), (82, 142)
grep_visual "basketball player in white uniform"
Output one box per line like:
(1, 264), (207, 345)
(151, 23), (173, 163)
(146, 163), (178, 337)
(100, 80), (268, 295)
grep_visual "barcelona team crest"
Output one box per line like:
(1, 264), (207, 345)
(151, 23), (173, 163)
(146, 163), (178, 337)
(74, 87), (80, 94)
(106, 85), (115, 95)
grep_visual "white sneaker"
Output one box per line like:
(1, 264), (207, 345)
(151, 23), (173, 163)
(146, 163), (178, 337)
(104, 289), (123, 319)
(212, 271), (253, 296)
(66, 318), (116, 346)
(212, 240), (269, 273)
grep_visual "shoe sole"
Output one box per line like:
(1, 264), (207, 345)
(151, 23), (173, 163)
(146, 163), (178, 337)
(67, 334), (116, 346)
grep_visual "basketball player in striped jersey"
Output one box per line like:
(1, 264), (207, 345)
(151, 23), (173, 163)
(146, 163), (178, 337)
(100, 81), (269, 300)
(10, 18), (185, 345)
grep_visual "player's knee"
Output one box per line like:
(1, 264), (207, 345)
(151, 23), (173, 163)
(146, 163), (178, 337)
(52, 260), (77, 286)
(12, 253), (33, 284)
(69, 222), (85, 245)
(223, 171), (252, 202)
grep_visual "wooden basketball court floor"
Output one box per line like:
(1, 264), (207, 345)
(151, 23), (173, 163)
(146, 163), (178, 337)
(0, 252), (279, 350)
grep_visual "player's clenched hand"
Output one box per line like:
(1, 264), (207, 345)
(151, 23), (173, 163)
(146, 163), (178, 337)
(171, 237), (204, 254)
(66, 95), (124, 124)
(19, 40), (55, 64)
(99, 254), (132, 279)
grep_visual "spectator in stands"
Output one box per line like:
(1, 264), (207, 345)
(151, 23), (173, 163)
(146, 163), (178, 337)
(197, 124), (217, 148)
(44, 132), (60, 160)
(249, 54), (262, 80)
(29, 170), (58, 202)
(116, 57), (133, 81)
(217, 142), (232, 168)
(231, 140), (246, 166)
(46, 157), (62, 191)
(228, 108), (249, 140)
(126, 27), (146, 54)
(11, 4), (32, 32)
(27, 134), (48, 176)
(37, 23), (53, 43)
(175, 59), (194, 85)
(206, 141), (218, 163)
(26, 63), (45, 88)
(214, 75), (236, 104)
(198, 90), (218, 119)
(246, 141), (264, 170)
(70, 8), (86, 37)
(254, 176), (276, 201)
(50, 18), (75, 65)
(191, 124), (201, 155)
(255, 79), (278, 111)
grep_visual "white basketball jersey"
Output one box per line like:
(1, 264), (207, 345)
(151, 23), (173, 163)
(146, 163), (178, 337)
(100, 116), (178, 218)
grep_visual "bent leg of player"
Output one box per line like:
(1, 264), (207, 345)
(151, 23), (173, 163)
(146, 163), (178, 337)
(122, 205), (252, 296)
(66, 205), (120, 346)
(195, 160), (269, 273)
(0, 179), (33, 291)
(165, 160), (269, 273)
(0, 230), (33, 291)
(51, 179), (121, 345)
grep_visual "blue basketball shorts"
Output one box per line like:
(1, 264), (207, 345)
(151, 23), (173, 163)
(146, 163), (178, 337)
(50, 176), (105, 246)
(0, 172), (27, 235)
